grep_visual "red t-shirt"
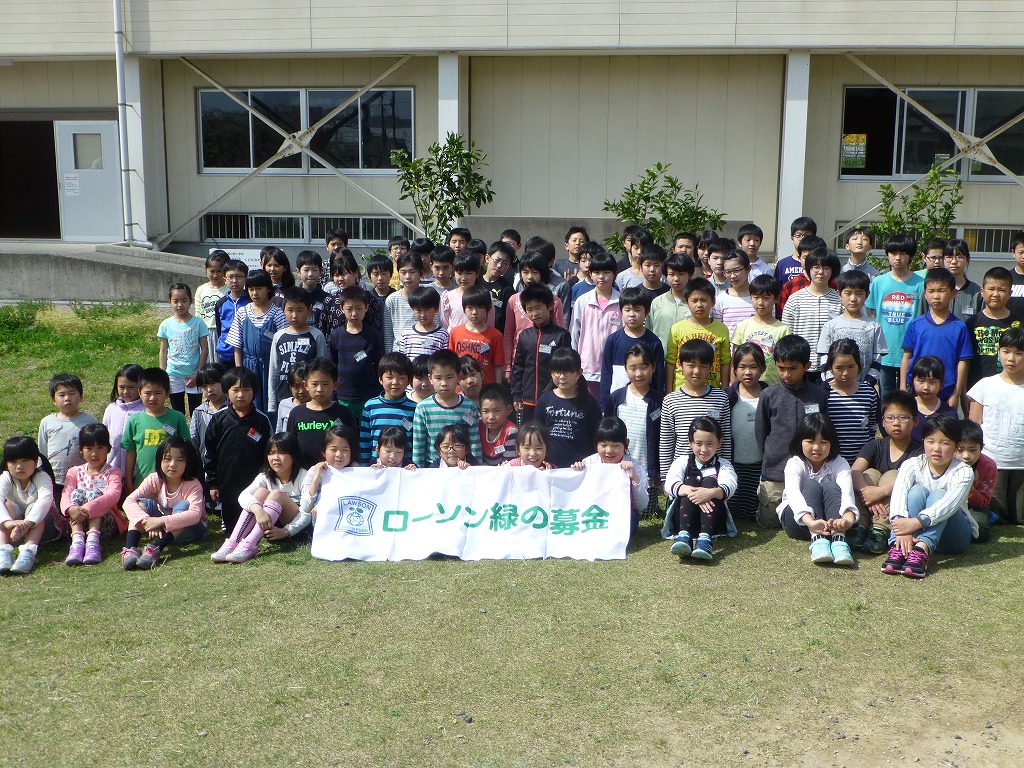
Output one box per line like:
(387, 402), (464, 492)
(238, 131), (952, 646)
(449, 324), (505, 384)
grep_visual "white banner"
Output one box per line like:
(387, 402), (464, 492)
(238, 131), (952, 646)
(310, 464), (631, 562)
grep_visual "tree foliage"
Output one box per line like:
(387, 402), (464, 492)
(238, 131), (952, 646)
(390, 133), (495, 244)
(602, 163), (726, 254)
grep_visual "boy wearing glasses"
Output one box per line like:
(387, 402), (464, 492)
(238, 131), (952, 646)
(850, 390), (922, 553)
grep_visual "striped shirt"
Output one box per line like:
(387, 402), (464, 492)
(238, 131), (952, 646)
(411, 394), (482, 468)
(398, 324), (449, 360)
(780, 288), (843, 371)
(480, 420), (518, 466)
(826, 381), (880, 464)
(225, 304), (287, 349)
(359, 394), (418, 460)
(712, 292), (756, 336)
(383, 291), (416, 353)
(617, 388), (649, 470)
(658, 385), (732, 479)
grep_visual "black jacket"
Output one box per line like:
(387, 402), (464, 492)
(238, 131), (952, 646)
(510, 322), (572, 405)
(203, 406), (272, 494)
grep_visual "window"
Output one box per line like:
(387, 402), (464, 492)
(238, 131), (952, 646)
(841, 87), (1024, 180)
(202, 213), (416, 247)
(199, 88), (414, 173)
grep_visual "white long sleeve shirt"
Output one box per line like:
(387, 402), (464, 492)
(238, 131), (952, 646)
(888, 455), (976, 537)
(778, 455), (857, 524)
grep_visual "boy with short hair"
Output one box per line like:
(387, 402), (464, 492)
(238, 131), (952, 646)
(1007, 231), (1024, 317)
(647, 251), (694, 355)
(39, 373), (99, 498)
(967, 326), (1024, 524)
(774, 216), (818, 287)
(754, 335), (829, 527)
(777, 235), (829, 312)
(267, 286), (328, 421)
(782, 247), (844, 377)
(286, 358), (356, 468)
(599, 286), (665, 412)
(737, 223), (773, 279)
(944, 242), (982, 323)
(328, 285), (385, 423)
(448, 227), (471, 255)
(867, 233), (926, 397)
(448, 286), (505, 385)
(554, 226), (589, 281)
(731, 275), (790, 385)
(121, 368), (190, 493)
(365, 255), (396, 323)
(850, 390), (922, 553)
(383, 252), (425, 353)
(957, 418), (997, 543)
(658, 339), (732, 474)
(359, 352), (417, 459)
(398, 286), (449, 359)
(429, 246), (456, 293)
(510, 284), (571, 423)
(672, 232), (697, 258)
(442, 253), (495, 330)
(500, 228), (522, 259)
(667, 278), (731, 390)
(324, 229), (349, 288)
(967, 266), (1021, 387)
(195, 250), (229, 333)
(478, 384), (518, 466)
(841, 227), (879, 280)
(481, 241), (516, 333)
(295, 250), (330, 328)
(817, 269), (887, 385)
(572, 250), (622, 400)
(915, 237), (947, 278)
(408, 354), (434, 404)
(706, 240), (730, 295)
(570, 241), (602, 305)
(411, 350), (482, 467)
(712, 250), (756, 335)
(213, 259), (251, 365)
(900, 267), (972, 408)
(615, 229), (653, 290)
(639, 245), (670, 299)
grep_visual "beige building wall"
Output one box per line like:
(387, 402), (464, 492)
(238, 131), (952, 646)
(470, 54), (785, 247)
(0, 60), (116, 110)
(6, 1), (1024, 58)
(804, 54), (1024, 244)
(160, 56), (436, 242)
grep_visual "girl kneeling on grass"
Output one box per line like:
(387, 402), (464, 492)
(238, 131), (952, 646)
(662, 416), (737, 562)
(0, 437), (58, 575)
(212, 432), (310, 564)
(882, 414), (974, 579)
(122, 436), (206, 571)
(777, 414), (859, 567)
(503, 423), (555, 470)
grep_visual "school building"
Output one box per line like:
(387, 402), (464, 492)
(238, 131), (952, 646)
(2, 1), (1024, 260)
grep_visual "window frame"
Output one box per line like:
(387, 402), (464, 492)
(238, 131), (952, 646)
(197, 86), (415, 176)
(839, 85), (1024, 184)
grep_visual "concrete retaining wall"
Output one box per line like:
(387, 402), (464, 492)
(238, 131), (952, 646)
(0, 244), (207, 302)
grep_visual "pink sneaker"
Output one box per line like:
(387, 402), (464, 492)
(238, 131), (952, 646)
(210, 539), (238, 563)
(121, 547), (141, 570)
(135, 544), (162, 570)
(83, 537), (102, 565)
(65, 538), (86, 566)
(225, 541), (258, 563)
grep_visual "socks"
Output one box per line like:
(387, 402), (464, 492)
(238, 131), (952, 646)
(71, 532), (85, 542)
(242, 500), (282, 547)
(86, 530), (99, 541)
(831, 534), (846, 542)
(20, 543), (38, 555)
(227, 511), (257, 544)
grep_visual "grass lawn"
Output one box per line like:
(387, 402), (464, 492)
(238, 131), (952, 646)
(2, 303), (1024, 767)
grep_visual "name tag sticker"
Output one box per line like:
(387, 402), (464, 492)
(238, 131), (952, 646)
(747, 412), (756, 422)
(401, 418), (413, 430)
(313, 303), (324, 311)
(164, 425), (176, 436)
(479, 343), (490, 354)
(650, 408), (661, 420)
(539, 344), (553, 354)
(804, 403), (820, 415)
(963, 306), (975, 315)
(861, 414), (870, 429)
(494, 300), (503, 308)
(463, 414), (477, 426)
(354, 350), (368, 362)
(701, 467), (718, 479)
(610, 316), (622, 326)
(494, 446), (505, 455)
(707, 408), (720, 420)
(247, 428), (262, 442)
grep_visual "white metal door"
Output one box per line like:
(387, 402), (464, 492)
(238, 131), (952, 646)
(54, 120), (123, 242)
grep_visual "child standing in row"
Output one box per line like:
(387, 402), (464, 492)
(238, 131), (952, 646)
(536, 348), (602, 468)
(227, 269), (287, 416)
(478, 385), (518, 466)
(190, 362), (228, 466)
(159, 283), (210, 416)
(966, 267), (1020, 389)
(267, 287), (327, 422)
(213, 260), (250, 365)
(286, 359), (356, 468)
(510, 284), (572, 424)
(121, 368), (190, 494)
(359, 353), (417, 460)
(823, 339), (880, 465)
(39, 373), (98, 502)
(666, 278), (731, 390)
(781, 248), (843, 380)
(449, 287), (505, 384)
(572, 251), (622, 401)
(194, 251), (229, 335)
(712, 250), (755, 335)
(599, 287), (665, 412)
(572, 417), (648, 537)
(411, 350), (482, 468)
(328, 286), (384, 423)
(817, 269), (887, 385)
(398, 287), (449, 359)
(728, 344), (767, 520)
(383, 253), (425, 353)
(867, 234), (925, 397)
(909, 357), (956, 443)
(606, 344), (664, 510)
(646, 251), (694, 356)
(731, 275), (788, 385)
(102, 364), (144, 476)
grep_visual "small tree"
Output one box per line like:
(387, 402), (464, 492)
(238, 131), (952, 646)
(390, 133), (495, 244)
(866, 164), (963, 271)
(602, 163), (726, 254)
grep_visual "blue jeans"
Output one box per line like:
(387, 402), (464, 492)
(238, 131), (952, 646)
(878, 365), (900, 400)
(139, 498), (207, 546)
(888, 486), (972, 554)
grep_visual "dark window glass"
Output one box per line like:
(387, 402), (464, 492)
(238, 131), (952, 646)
(250, 90), (302, 169)
(309, 90), (359, 169)
(899, 90), (962, 175)
(200, 90), (251, 169)
(360, 90), (413, 169)
(973, 91), (1024, 176)
(840, 88), (898, 176)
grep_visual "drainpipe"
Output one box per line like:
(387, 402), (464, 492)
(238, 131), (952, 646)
(112, 0), (152, 248)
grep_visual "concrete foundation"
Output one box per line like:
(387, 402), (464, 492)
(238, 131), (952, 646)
(0, 242), (206, 302)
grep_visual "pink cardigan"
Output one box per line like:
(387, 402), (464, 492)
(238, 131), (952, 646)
(123, 473), (206, 533)
(61, 464), (127, 534)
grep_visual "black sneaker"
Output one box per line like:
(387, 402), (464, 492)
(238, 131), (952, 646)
(902, 547), (929, 579)
(862, 529), (888, 554)
(846, 523), (868, 550)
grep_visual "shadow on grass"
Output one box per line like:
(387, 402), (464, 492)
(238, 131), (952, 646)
(932, 523), (1024, 571)
(628, 516), (780, 564)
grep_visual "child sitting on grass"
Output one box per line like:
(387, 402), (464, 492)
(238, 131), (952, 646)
(882, 415), (974, 579)
(662, 416), (737, 561)
(0, 437), (57, 575)
(60, 424), (124, 566)
(957, 419), (996, 543)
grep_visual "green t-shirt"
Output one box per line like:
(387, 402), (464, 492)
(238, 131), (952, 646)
(120, 409), (191, 485)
